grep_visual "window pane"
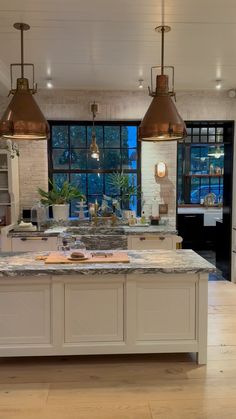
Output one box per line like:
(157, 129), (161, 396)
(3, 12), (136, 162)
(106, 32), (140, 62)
(128, 174), (137, 211)
(70, 126), (86, 148)
(71, 150), (87, 169)
(122, 149), (137, 170)
(105, 174), (120, 196)
(87, 152), (103, 170)
(200, 178), (210, 201)
(200, 127), (208, 136)
(216, 135), (223, 143)
(104, 126), (120, 148)
(87, 126), (103, 148)
(52, 149), (69, 169)
(52, 126), (68, 148)
(190, 177), (200, 203)
(70, 173), (87, 195)
(103, 150), (121, 169)
(88, 173), (104, 195)
(193, 128), (200, 136)
(121, 126), (137, 148)
(53, 173), (69, 188)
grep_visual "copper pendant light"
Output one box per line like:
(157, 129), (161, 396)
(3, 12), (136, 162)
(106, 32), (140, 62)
(139, 25), (187, 142)
(90, 102), (100, 160)
(0, 23), (49, 140)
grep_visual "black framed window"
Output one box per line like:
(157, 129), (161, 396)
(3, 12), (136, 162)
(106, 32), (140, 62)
(177, 121), (233, 204)
(48, 121), (141, 216)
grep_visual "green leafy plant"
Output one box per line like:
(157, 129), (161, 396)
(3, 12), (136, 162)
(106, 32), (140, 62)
(108, 172), (140, 209)
(38, 180), (85, 205)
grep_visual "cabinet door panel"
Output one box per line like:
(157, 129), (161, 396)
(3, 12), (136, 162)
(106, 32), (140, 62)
(136, 282), (196, 341)
(0, 284), (51, 344)
(65, 282), (124, 343)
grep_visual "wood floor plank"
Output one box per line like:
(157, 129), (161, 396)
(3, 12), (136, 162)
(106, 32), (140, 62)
(208, 345), (236, 360)
(150, 398), (236, 419)
(0, 404), (152, 419)
(46, 378), (236, 403)
(0, 384), (49, 408)
(208, 305), (236, 314)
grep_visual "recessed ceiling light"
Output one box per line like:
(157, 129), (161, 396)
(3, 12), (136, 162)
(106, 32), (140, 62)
(46, 80), (53, 89)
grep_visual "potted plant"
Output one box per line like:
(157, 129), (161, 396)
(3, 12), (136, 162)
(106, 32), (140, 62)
(108, 172), (140, 219)
(38, 180), (85, 221)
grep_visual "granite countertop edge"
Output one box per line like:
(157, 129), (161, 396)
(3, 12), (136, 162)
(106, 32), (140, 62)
(0, 250), (215, 277)
(8, 226), (178, 238)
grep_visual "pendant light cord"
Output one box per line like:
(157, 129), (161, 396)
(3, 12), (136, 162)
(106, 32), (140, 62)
(161, 27), (164, 75)
(92, 102), (96, 136)
(20, 25), (24, 78)
(161, 0), (165, 75)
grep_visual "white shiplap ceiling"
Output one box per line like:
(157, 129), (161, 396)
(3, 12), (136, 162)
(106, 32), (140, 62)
(0, 0), (236, 93)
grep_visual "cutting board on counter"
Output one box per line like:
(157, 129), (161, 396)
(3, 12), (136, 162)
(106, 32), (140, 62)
(37, 251), (130, 264)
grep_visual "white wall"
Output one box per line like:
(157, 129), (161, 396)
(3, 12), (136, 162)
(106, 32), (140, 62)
(0, 89), (235, 226)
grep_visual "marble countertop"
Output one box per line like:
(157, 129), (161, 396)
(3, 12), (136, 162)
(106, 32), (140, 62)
(0, 250), (215, 277)
(123, 225), (177, 235)
(8, 225), (177, 237)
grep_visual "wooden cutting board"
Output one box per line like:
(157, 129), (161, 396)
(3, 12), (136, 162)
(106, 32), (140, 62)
(40, 252), (130, 264)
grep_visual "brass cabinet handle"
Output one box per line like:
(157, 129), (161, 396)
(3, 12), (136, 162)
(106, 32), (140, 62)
(139, 236), (166, 241)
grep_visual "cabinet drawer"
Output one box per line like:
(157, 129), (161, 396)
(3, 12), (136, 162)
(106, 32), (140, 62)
(129, 236), (172, 250)
(12, 237), (58, 252)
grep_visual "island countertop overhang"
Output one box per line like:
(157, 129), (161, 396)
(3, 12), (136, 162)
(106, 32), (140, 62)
(0, 250), (215, 277)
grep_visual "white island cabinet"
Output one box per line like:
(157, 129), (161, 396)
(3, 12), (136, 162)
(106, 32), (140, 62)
(0, 250), (214, 364)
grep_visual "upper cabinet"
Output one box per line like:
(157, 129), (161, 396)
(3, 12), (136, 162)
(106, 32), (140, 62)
(0, 147), (19, 226)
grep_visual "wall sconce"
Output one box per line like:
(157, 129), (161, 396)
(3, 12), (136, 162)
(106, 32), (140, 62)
(155, 162), (167, 179)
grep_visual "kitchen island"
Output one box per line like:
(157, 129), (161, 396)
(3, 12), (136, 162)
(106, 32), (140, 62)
(0, 250), (214, 363)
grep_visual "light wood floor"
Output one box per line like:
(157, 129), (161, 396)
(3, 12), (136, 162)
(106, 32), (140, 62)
(0, 280), (236, 419)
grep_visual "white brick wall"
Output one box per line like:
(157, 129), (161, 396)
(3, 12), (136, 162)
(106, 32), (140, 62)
(0, 88), (235, 226)
(17, 140), (48, 209)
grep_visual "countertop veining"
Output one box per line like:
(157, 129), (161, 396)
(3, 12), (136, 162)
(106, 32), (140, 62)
(8, 224), (177, 237)
(0, 249), (215, 277)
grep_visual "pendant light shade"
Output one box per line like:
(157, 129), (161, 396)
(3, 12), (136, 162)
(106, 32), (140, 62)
(90, 134), (100, 159)
(139, 26), (187, 142)
(139, 74), (187, 141)
(0, 23), (49, 140)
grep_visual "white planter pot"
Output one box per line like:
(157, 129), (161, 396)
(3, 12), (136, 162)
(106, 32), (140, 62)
(52, 204), (69, 221)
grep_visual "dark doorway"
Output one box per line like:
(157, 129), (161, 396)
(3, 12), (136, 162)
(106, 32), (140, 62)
(177, 121), (234, 280)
